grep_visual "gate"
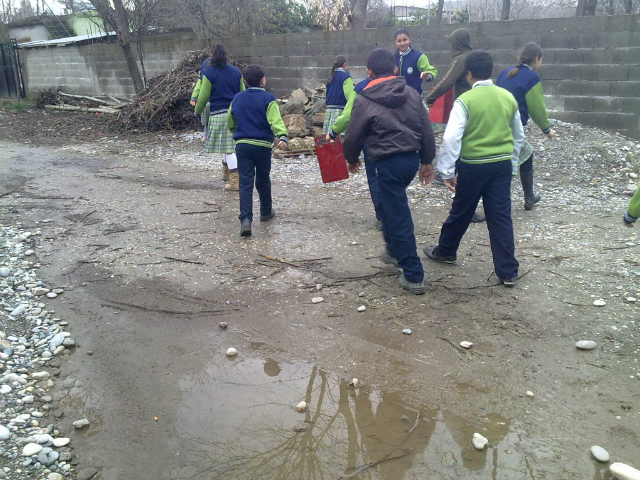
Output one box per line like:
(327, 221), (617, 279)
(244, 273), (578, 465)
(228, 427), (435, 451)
(0, 40), (26, 99)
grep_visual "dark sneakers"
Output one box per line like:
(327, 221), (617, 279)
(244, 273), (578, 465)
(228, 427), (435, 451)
(260, 210), (275, 222)
(524, 193), (541, 211)
(423, 245), (456, 264)
(240, 219), (252, 237)
(380, 250), (399, 268)
(398, 274), (426, 295)
(500, 276), (516, 287)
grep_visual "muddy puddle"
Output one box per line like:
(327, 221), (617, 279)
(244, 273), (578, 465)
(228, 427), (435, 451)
(169, 353), (610, 480)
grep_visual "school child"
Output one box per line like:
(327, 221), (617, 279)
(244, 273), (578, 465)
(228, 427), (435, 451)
(190, 61), (211, 144)
(496, 42), (555, 210)
(227, 64), (288, 237)
(623, 186), (640, 227)
(425, 28), (473, 107)
(423, 51), (524, 287)
(322, 56), (354, 135)
(195, 44), (245, 191)
(342, 48), (436, 295)
(326, 77), (384, 230)
(394, 29), (437, 100)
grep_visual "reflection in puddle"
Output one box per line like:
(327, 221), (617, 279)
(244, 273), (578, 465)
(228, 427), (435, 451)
(171, 359), (597, 480)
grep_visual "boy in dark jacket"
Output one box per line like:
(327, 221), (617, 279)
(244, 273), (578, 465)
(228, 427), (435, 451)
(343, 49), (436, 295)
(227, 64), (288, 237)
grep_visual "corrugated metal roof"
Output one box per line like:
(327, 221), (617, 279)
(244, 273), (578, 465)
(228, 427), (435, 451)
(18, 31), (115, 48)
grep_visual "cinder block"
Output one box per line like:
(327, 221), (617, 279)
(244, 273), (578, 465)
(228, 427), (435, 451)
(629, 66), (640, 81)
(540, 65), (569, 80)
(564, 96), (593, 112)
(580, 81), (611, 96)
(490, 35), (516, 50)
(541, 34), (571, 49)
(610, 81), (640, 97)
(591, 96), (625, 113)
(613, 47), (640, 65)
(577, 112), (637, 130)
(552, 49), (585, 65)
(597, 65), (629, 81)
(598, 32), (632, 48)
(569, 34), (599, 49)
(515, 34), (543, 48)
(550, 111), (578, 124)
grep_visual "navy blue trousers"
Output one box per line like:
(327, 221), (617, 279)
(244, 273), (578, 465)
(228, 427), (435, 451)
(438, 160), (519, 279)
(376, 152), (424, 283)
(363, 150), (383, 221)
(236, 143), (272, 221)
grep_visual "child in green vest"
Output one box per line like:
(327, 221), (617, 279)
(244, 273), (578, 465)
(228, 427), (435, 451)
(423, 51), (524, 286)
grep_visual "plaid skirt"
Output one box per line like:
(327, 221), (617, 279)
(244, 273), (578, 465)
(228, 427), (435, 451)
(201, 102), (210, 127)
(205, 111), (235, 154)
(322, 108), (344, 135)
(517, 138), (534, 166)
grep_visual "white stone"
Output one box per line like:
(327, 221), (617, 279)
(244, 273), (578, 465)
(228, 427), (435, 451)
(626, 297), (637, 302)
(526, 391), (535, 398)
(311, 297), (324, 304)
(460, 341), (473, 349)
(52, 437), (70, 447)
(0, 385), (11, 394)
(36, 434), (53, 444)
(32, 287), (50, 296)
(357, 305), (366, 312)
(73, 418), (90, 429)
(22, 443), (43, 456)
(24, 250), (34, 256)
(295, 401), (307, 412)
(593, 299), (606, 307)
(3, 373), (27, 384)
(349, 378), (359, 387)
(10, 304), (27, 316)
(591, 445), (610, 462)
(610, 462), (640, 480)
(49, 334), (65, 348)
(402, 329), (412, 335)
(0, 425), (10, 440)
(22, 395), (34, 404)
(0, 267), (9, 277)
(46, 292), (57, 298)
(472, 433), (488, 450)
(41, 351), (52, 359)
(576, 340), (597, 350)
(48, 473), (64, 480)
(226, 348), (238, 356)
(30, 371), (50, 380)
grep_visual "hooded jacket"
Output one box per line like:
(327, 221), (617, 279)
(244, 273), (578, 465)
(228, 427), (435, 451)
(425, 28), (473, 106)
(342, 76), (435, 165)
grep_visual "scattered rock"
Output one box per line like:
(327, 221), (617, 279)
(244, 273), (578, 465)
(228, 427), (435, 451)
(526, 391), (535, 398)
(610, 463), (640, 480)
(472, 433), (488, 450)
(293, 422), (310, 432)
(591, 445), (610, 462)
(76, 468), (99, 480)
(63, 337), (76, 347)
(282, 114), (308, 138)
(295, 401), (307, 412)
(53, 437), (70, 447)
(22, 442), (43, 456)
(32, 287), (50, 296)
(219, 322), (228, 329)
(0, 267), (9, 276)
(626, 297), (637, 302)
(48, 473), (64, 480)
(226, 347), (238, 356)
(460, 341), (473, 349)
(400, 415), (411, 423)
(73, 418), (90, 429)
(576, 340), (597, 350)
(348, 378), (359, 387)
(0, 425), (10, 440)
(357, 305), (366, 312)
(593, 299), (606, 307)
(311, 297), (324, 304)
(402, 329), (412, 335)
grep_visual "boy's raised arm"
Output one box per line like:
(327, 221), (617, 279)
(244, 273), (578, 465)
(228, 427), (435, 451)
(437, 100), (467, 179)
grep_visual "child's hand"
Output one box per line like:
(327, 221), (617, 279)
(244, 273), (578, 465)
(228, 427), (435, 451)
(276, 140), (287, 150)
(546, 129), (556, 139)
(325, 134), (333, 142)
(419, 164), (434, 185)
(348, 161), (361, 174)
(190, 100), (196, 107)
(420, 72), (434, 82)
(443, 177), (457, 192)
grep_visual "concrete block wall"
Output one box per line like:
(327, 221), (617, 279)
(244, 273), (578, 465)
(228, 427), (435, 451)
(19, 15), (640, 139)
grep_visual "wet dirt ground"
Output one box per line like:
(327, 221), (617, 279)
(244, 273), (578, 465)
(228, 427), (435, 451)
(0, 109), (639, 479)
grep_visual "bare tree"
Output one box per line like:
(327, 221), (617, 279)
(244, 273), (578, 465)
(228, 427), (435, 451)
(435, 0), (444, 23)
(348, 0), (368, 27)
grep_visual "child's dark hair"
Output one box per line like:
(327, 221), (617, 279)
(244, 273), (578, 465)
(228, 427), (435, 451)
(366, 48), (395, 77)
(464, 50), (493, 81)
(328, 55), (347, 83)
(211, 44), (227, 69)
(507, 42), (543, 79)
(244, 64), (265, 87)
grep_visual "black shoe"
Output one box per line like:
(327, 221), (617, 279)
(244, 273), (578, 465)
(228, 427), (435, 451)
(376, 219), (383, 231)
(471, 212), (485, 223)
(380, 250), (399, 268)
(500, 276), (516, 287)
(240, 219), (252, 237)
(423, 245), (456, 264)
(524, 193), (541, 211)
(260, 210), (275, 222)
(398, 273), (426, 295)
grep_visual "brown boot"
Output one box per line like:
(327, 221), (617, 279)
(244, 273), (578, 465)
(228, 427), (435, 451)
(224, 169), (239, 192)
(221, 162), (230, 182)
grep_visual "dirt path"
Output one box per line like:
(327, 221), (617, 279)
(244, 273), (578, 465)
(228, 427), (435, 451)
(0, 110), (639, 479)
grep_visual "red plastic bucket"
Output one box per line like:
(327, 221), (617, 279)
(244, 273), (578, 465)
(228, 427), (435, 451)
(429, 87), (454, 124)
(314, 137), (349, 184)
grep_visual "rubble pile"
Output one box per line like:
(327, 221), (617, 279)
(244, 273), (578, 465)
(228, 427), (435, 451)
(276, 86), (327, 153)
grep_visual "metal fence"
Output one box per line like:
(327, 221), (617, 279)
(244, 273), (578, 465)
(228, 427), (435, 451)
(0, 40), (25, 99)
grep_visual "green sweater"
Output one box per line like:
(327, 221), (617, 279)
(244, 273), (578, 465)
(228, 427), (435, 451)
(625, 186), (640, 224)
(457, 85), (519, 164)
